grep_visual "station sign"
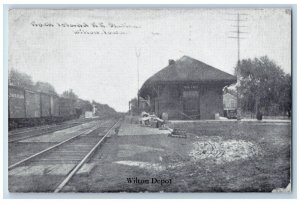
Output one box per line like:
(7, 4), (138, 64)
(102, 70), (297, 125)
(183, 85), (199, 90)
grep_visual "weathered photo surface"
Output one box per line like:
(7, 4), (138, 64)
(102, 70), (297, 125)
(8, 8), (291, 193)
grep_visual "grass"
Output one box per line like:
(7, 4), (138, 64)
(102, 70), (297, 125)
(62, 121), (291, 192)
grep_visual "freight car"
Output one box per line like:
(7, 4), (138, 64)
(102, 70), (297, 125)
(8, 85), (79, 130)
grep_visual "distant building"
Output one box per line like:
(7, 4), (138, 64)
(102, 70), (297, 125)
(223, 92), (237, 118)
(223, 93), (237, 109)
(85, 111), (93, 118)
(139, 56), (236, 120)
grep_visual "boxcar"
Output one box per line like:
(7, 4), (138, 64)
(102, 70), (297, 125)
(9, 86), (26, 119)
(9, 85), (79, 130)
(40, 93), (51, 117)
(50, 95), (60, 117)
(25, 90), (41, 118)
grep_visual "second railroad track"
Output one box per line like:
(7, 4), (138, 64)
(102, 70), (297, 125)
(8, 118), (121, 192)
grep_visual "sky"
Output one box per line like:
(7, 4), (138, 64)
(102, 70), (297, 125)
(9, 8), (291, 112)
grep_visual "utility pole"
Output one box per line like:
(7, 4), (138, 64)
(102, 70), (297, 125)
(228, 13), (248, 120)
(135, 47), (141, 114)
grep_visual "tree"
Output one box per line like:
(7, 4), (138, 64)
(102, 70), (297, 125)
(236, 56), (291, 118)
(35, 81), (57, 94)
(75, 99), (93, 112)
(62, 89), (78, 99)
(92, 100), (117, 116)
(277, 74), (292, 117)
(9, 69), (34, 89)
(128, 97), (151, 115)
(223, 85), (237, 96)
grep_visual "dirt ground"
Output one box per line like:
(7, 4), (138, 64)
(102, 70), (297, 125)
(62, 121), (291, 192)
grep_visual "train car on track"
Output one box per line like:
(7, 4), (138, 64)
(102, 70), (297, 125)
(9, 86), (26, 120)
(9, 85), (79, 130)
(25, 89), (41, 118)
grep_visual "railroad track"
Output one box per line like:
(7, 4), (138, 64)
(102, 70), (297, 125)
(8, 120), (94, 143)
(9, 124), (58, 136)
(8, 118), (121, 192)
(9, 120), (83, 136)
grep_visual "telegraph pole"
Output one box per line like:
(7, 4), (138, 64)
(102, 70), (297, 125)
(135, 47), (141, 114)
(228, 13), (248, 120)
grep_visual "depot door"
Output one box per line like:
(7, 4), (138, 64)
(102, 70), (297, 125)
(182, 90), (200, 119)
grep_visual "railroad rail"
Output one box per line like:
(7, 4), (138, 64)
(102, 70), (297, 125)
(8, 122), (83, 143)
(8, 118), (102, 143)
(8, 118), (121, 192)
(54, 119), (120, 192)
(9, 124), (58, 136)
(8, 117), (97, 136)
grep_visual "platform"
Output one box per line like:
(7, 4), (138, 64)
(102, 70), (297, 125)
(118, 123), (170, 136)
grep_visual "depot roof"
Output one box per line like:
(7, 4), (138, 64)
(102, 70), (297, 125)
(140, 56), (237, 96)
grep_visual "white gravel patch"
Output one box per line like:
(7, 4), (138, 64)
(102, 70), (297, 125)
(189, 139), (260, 164)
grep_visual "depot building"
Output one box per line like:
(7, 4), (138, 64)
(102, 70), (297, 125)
(139, 56), (237, 120)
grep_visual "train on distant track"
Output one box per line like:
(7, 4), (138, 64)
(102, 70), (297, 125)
(8, 85), (80, 130)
